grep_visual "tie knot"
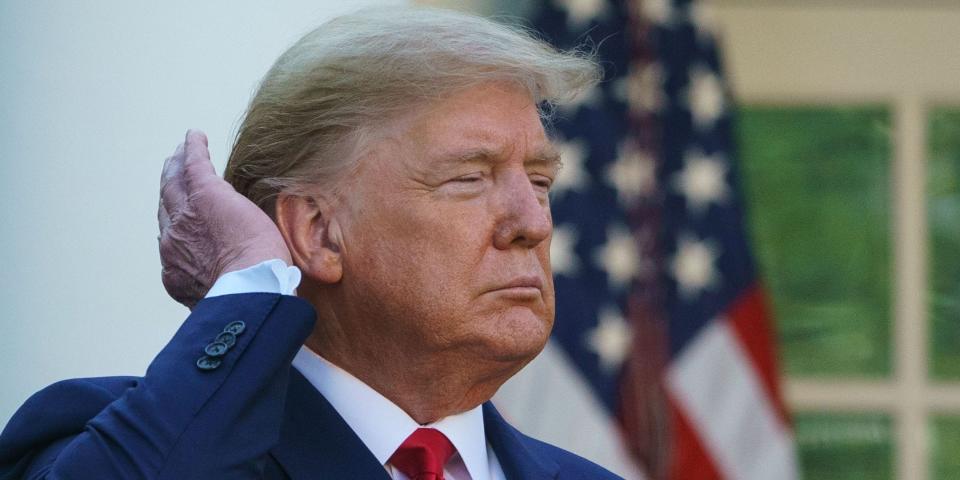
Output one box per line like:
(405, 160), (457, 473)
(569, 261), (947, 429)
(389, 428), (456, 480)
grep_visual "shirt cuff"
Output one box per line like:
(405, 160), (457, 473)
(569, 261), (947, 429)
(205, 259), (302, 298)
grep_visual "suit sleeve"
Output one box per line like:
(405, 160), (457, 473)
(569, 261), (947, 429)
(6, 293), (315, 480)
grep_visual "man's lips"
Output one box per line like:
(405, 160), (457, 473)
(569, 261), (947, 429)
(484, 276), (544, 294)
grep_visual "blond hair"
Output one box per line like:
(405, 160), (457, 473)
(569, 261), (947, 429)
(225, 6), (600, 213)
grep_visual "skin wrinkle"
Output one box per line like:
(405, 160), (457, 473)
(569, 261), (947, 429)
(295, 81), (557, 423)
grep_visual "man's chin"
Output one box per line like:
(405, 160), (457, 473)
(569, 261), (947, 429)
(475, 308), (552, 363)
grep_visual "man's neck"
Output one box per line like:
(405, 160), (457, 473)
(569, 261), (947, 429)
(303, 331), (513, 424)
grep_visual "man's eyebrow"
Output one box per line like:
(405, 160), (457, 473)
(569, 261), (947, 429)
(438, 147), (500, 165)
(527, 144), (562, 170)
(432, 144), (562, 168)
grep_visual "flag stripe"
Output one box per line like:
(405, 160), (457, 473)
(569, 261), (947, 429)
(726, 285), (792, 425)
(494, 341), (647, 479)
(666, 398), (721, 480)
(666, 319), (797, 480)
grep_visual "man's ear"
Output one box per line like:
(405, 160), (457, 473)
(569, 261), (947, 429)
(274, 193), (343, 284)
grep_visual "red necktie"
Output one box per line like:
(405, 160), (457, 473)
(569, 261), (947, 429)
(389, 428), (456, 480)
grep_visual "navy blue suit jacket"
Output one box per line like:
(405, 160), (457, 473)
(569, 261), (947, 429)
(0, 294), (620, 479)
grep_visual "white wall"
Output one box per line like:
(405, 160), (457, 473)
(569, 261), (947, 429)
(0, 0), (402, 428)
(711, 4), (960, 102)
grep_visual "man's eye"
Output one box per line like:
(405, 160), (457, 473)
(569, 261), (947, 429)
(530, 176), (553, 190)
(451, 174), (483, 184)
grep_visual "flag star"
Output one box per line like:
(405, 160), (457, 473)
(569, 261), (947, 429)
(686, 65), (726, 129)
(552, 139), (590, 197)
(593, 224), (640, 290)
(639, 0), (673, 25)
(586, 305), (633, 373)
(606, 142), (657, 207)
(672, 150), (729, 215)
(554, 0), (608, 29)
(617, 62), (665, 114)
(550, 224), (580, 276)
(689, 1), (720, 38)
(670, 235), (721, 299)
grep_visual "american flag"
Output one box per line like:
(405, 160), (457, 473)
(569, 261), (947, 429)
(492, 0), (798, 478)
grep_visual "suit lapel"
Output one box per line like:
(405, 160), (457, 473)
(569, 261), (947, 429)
(270, 369), (390, 479)
(483, 403), (559, 480)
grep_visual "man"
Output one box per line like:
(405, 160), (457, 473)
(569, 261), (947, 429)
(0, 7), (620, 479)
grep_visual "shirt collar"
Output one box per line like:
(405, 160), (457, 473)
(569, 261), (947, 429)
(292, 346), (491, 480)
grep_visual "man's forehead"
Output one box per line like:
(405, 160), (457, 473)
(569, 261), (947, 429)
(416, 121), (558, 163)
(387, 81), (561, 168)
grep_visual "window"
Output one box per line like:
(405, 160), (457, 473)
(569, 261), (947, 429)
(737, 106), (892, 379)
(736, 105), (900, 478)
(713, 4), (960, 478)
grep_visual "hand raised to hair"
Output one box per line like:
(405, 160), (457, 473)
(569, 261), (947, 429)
(157, 130), (292, 309)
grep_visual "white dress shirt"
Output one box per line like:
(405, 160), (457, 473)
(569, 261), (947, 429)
(207, 260), (506, 480)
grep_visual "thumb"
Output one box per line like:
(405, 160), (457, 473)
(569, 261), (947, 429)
(183, 129), (218, 185)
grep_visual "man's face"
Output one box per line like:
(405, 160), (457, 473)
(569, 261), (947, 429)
(335, 81), (557, 369)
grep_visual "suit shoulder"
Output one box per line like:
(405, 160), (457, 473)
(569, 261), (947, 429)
(33, 375), (140, 397)
(483, 402), (624, 479)
(17, 375), (141, 422)
(517, 433), (623, 479)
(0, 376), (141, 462)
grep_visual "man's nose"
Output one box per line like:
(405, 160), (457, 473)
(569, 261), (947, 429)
(492, 171), (552, 250)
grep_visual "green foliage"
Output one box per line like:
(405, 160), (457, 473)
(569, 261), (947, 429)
(932, 416), (960, 480)
(795, 413), (893, 480)
(735, 106), (892, 377)
(928, 108), (960, 380)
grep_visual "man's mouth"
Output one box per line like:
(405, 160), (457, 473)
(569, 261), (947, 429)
(485, 276), (544, 297)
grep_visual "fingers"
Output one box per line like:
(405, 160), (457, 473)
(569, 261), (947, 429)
(158, 196), (171, 234)
(157, 128), (232, 310)
(160, 141), (187, 219)
(159, 129), (216, 224)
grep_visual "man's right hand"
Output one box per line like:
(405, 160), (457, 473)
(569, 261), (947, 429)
(158, 129), (292, 309)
